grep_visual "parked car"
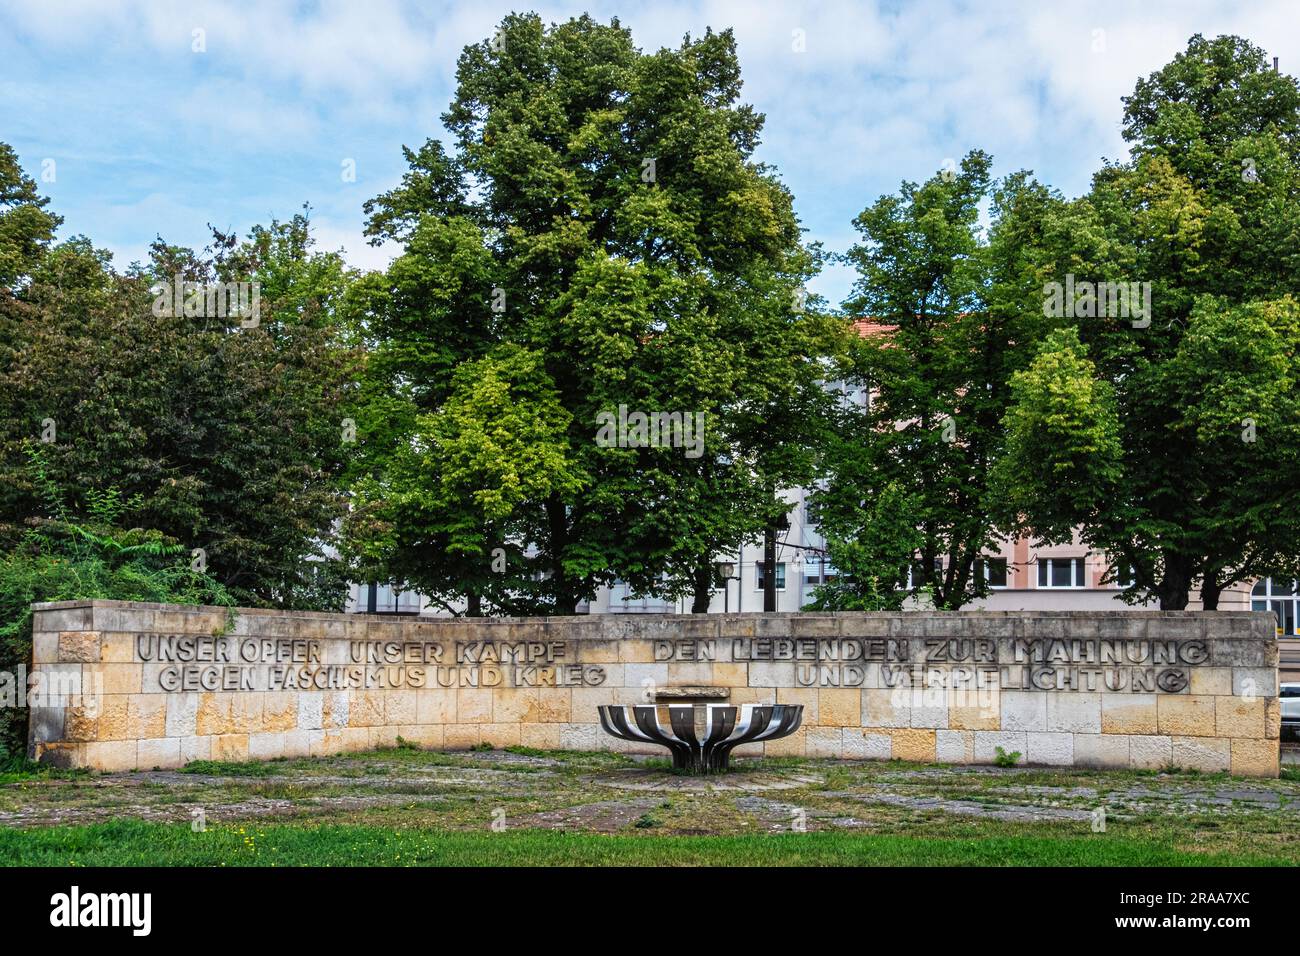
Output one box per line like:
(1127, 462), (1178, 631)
(1283, 683), (1300, 742)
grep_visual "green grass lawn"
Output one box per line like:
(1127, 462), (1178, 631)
(3, 746), (1298, 866)
(0, 819), (1289, 867)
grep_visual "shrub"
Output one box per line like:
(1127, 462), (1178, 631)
(0, 444), (234, 760)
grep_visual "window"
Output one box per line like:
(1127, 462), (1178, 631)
(1037, 557), (1086, 588)
(975, 558), (1008, 588)
(756, 562), (786, 591)
(901, 557), (943, 590)
(1252, 578), (1300, 636)
(803, 562), (839, 588)
(805, 498), (824, 527)
(367, 583), (421, 614)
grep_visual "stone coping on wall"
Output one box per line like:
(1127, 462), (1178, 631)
(26, 601), (1281, 777)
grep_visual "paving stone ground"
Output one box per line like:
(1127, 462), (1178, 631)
(3, 746), (1298, 842)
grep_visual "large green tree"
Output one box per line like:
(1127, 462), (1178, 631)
(346, 14), (836, 615)
(815, 153), (1061, 609)
(0, 189), (359, 608)
(996, 35), (1300, 609)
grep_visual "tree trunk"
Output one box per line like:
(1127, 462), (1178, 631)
(1156, 555), (1193, 610)
(1200, 570), (1223, 611)
(763, 525), (777, 612)
(466, 591), (482, 617)
(690, 562), (713, 614)
(545, 495), (578, 615)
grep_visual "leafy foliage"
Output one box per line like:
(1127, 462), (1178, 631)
(0, 445), (234, 761)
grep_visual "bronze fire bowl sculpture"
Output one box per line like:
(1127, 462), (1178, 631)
(597, 702), (803, 773)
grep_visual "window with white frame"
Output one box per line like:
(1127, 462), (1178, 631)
(901, 557), (943, 590)
(975, 557), (1008, 588)
(756, 562), (786, 591)
(1036, 556), (1087, 588)
(1252, 578), (1299, 636)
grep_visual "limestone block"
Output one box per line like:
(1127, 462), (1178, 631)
(1171, 736), (1230, 773)
(297, 692), (324, 730)
(908, 687), (948, 729)
(624, 663), (668, 691)
(137, 737), (181, 768)
(126, 695), (166, 738)
(263, 692), (299, 731)
(763, 728), (806, 757)
(935, 729), (973, 763)
(444, 725), (482, 749)
(777, 687), (818, 723)
(1189, 667), (1232, 696)
(1156, 695), (1215, 737)
(890, 728), (937, 762)
(211, 734), (249, 761)
(1000, 691), (1046, 731)
(383, 691), (417, 726)
(817, 688), (861, 727)
(618, 640), (658, 664)
(228, 697), (263, 733)
(531, 688), (571, 723)
(33, 631), (59, 665)
(322, 691), (351, 729)
(1128, 735), (1172, 769)
(28, 706), (65, 745)
(347, 691), (385, 728)
(248, 732), (286, 760)
(180, 735), (212, 764)
(65, 705), (98, 742)
(83, 739), (137, 771)
(340, 727), (370, 752)
(1230, 737), (1279, 777)
(1046, 693), (1101, 733)
(165, 693), (199, 738)
(667, 662), (713, 684)
(58, 631), (101, 663)
(843, 729), (892, 760)
(415, 690), (454, 725)
(569, 687), (614, 724)
(492, 687), (538, 723)
(97, 698), (129, 739)
(1266, 697), (1281, 739)
(395, 725), (442, 748)
(99, 633), (136, 663)
(805, 726), (843, 758)
(1073, 733), (1129, 769)
(559, 722), (599, 751)
(1026, 732), (1073, 766)
(581, 640), (621, 663)
(711, 663), (748, 687)
(973, 731), (1027, 764)
(481, 723), (522, 748)
(1232, 667), (1276, 698)
(948, 688), (999, 730)
(91, 663), (142, 696)
(281, 729), (316, 758)
(454, 688), (492, 724)
(747, 662), (796, 687)
(311, 732), (346, 757)
(1101, 694), (1158, 734)
(38, 663), (85, 706)
(519, 723), (560, 750)
(1215, 696), (1265, 738)
(863, 687), (911, 728)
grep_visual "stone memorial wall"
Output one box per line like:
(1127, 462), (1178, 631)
(25, 601), (1282, 776)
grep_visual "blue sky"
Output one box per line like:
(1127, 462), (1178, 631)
(2, 0), (1296, 306)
